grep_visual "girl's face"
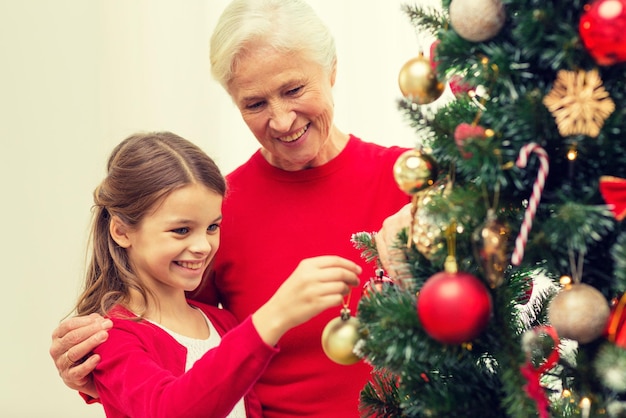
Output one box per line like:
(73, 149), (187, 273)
(122, 183), (222, 296)
(228, 47), (339, 171)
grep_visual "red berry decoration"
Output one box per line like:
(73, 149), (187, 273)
(453, 123), (489, 159)
(429, 41), (472, 96)
(417, 271), (493, 344)
(579, 0), (626, 66)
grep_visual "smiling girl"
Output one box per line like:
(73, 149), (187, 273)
(74, 131), (361, 418)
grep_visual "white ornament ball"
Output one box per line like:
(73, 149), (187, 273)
(548, 283), (610, 344)
(449, 0), (506, 42)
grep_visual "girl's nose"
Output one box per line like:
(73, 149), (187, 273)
(189, 234), (213, 255)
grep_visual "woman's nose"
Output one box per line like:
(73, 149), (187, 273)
(268, 102), (296, 132)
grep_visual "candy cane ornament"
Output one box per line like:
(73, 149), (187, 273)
(511, 143), (550, 266)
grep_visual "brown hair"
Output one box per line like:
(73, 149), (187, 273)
(74, 131), (226, 317)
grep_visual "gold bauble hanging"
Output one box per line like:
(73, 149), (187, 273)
(393, 149), (438, 195)
(471, 213), (510, 288)
(398, 53), (445, 104)
(412, 181), (449, 259)
(321, 309), (361, 365)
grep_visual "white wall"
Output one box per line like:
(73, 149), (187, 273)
(0, 1), (445, 416)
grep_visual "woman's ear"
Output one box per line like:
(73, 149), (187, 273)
(330, 58), (337, 87)
(109, 215), (132, 248)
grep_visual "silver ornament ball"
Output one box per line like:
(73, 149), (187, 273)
(449, 0), (506, 42)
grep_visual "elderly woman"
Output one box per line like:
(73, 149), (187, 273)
(49, 1), (410, 417)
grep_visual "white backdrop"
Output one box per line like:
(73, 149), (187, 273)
(0, 1), (447, 416)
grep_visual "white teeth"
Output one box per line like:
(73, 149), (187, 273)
(177, 261), (203, 269)
(279, 125), (308, 142)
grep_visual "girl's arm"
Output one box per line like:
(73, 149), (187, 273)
(93, 314), (276, 418)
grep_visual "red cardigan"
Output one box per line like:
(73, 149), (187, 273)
(92, 301), (278, 418)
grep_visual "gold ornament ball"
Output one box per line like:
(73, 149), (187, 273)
(471, 216), (510, 288)
(548, 283), (610, 344)
(412, 182), (447, 259)
(321, 315), (361, 365)
(393, 149), (438, 195)
(398, 53), (445, 104)
(449, 0), (506, 42)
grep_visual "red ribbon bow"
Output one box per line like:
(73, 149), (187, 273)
(520, 326), (560, 418)
(599, 175), (626, 221)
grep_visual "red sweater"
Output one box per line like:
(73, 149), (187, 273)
(196, 136), (410, 417)
(93, 301), (278, 418)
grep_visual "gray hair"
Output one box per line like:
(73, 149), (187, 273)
(210, 0), (337, 90)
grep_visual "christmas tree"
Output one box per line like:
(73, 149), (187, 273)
(349, 0), (626, 416)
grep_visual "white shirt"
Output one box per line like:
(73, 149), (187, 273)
(150, 310), (247, 418)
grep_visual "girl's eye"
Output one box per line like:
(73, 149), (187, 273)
(172, 227), (189, 235)
(207, 224), (220, 233)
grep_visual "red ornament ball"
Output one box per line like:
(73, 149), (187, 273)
(417, 271), (493, 344)
(579, 0), (626, 65)
(362, 275), (394, 297)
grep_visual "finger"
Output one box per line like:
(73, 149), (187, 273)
(61, 354), (101, 392)
(50, 317), (112, 360)
(51, 313), (105, 340)
(308, 255), (362, 274)
(313, 280), (354, 299)
(63, 354), (100, 380)
(56, 329), (110, 373)
(315, 293), (347, 310)
(314, 267), (361, 287)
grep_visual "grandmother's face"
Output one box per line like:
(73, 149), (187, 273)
(228, 47), (337, 171)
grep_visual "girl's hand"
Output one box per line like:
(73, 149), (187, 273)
(252, 256), (361, 346)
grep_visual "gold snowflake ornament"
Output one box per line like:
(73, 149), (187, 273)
(543, 69), (615, 138)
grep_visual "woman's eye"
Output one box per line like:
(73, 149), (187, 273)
(287, 86), (303, 95)
(246, 101), (265, 110)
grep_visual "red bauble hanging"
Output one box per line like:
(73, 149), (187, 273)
(362, 270), (395, 298)
(417, 271), (493, 344)
(579, 0), (626, 65)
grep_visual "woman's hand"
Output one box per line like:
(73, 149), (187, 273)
(49, 313), (113, 399)
(252, 256), (361, 346)
(375, 203), (412, 278)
